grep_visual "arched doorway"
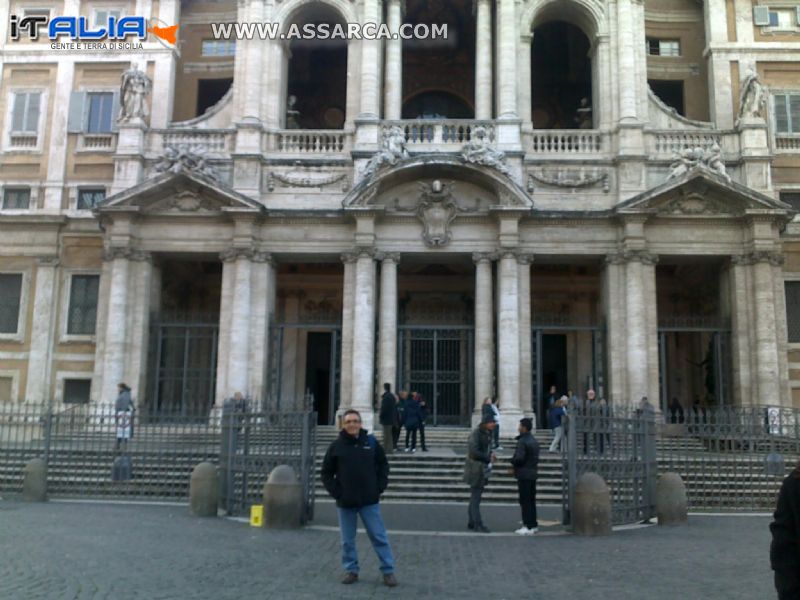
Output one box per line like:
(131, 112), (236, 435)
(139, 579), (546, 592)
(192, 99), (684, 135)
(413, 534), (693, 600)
(531, 20), (593, 129)
(284, 4), (348, 129)
(402, 90), (473, 119)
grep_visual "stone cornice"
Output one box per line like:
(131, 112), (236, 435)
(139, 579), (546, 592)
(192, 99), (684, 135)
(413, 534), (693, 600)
(731, 251), (784, 266)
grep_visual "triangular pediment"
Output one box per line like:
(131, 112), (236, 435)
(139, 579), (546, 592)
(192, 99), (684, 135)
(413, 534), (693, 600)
(98, 170), (264, 216)
(616, 170), (792, 218)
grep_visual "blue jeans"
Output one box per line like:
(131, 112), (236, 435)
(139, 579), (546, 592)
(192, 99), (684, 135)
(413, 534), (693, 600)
(337, 503), (395, 575)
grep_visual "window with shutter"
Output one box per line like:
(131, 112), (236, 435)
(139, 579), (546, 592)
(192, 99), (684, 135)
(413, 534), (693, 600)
(3, 188), (31, 209)
(10, 92), (41, 133)
(77, 188), (106, 210)
(87, 92), (114, 133)
(67, 275), (100, 335)
(0, 274), (23, 334)
(774, 93), (800, 134)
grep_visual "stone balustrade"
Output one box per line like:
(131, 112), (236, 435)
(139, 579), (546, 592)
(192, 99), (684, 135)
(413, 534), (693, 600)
(647, 130), (740, 158)
(775, 134), (800, 154)
(148, 129), (234, 155)
(78, 133), (116, 152)
(384, 120), (496, 150)
(527, 129), (608, 156)
(267, 129), (352, 155)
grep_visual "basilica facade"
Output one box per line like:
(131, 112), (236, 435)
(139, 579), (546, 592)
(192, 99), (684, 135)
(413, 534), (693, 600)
(1, 0), (800, 431)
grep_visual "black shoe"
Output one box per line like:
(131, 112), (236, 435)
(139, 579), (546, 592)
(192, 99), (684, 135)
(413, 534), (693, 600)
(467, 522), (475, 530)
(383, 574), (398, 587)
(475, 525), (491, 533)
(341, 572), (358, 584)
(422, 448), (429, 452)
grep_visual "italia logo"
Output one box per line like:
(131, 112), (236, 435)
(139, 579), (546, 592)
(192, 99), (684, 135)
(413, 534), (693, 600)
(9, 14), (179, 47)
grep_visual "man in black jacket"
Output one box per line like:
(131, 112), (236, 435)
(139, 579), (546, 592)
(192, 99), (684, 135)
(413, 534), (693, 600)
(378, 383), (397, 452)
(320, 409), (397, 587)
(770, 461), (800, 599)
(510, 417), (540, 535)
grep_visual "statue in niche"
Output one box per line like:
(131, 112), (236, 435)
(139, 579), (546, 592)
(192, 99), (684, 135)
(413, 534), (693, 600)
(738, 69), (767, 121)
(416, 180), (458, 247)
(119, 65), (152, 123)
(286, 95), (301, 129)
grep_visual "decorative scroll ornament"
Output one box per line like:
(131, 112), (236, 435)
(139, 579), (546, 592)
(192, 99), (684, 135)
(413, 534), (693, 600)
(416, 180), (458, 248)
(527, 169), (609, 192)
(659, 193), (735, 216)
(460, 126), (510, 175)
(666, 143), (730, 182)
(155, 146), (219, 182)
(362, 126), (409, 180)
(269, 170), (347, 189)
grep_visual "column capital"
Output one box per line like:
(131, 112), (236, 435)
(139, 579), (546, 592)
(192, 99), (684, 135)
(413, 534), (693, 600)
(220, 247), (254, 262)
(103, 247), (151, 262)
(732, 251), (784, 266)
(341, 251), (359, 264)
(36, 255), (60, 267)
(606, 250), (658, 265)
(515, 252), (534, 265)
(497, 249), (518, 261)
(251, 251), (274, 265)
(378, 252), (401, 263)
(472, 251), (498, 264)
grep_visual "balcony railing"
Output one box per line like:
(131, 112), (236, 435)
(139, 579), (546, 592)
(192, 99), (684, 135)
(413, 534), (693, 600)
(383, 120), (496, 151)
(268, 129), (352, 154)
(78, 133), (116, 152)
(775, 134), (800, 153)
(528, 130), (607, 155)
(8, 132), (38, 149)
(147, 129), (234, 155)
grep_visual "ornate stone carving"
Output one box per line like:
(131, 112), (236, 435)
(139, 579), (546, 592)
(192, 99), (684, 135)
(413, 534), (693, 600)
(252, 251), (274, 264)
(515, 252), (535, 265)
(527, 169), (609, 192)
(416, 180), (458, 248)
(219, 248), (255, 262)
(460, 126), (510, 175)
(118, 66), (152, 124)
(155, 146), (219, 182)
(472, 251), (499, 264)
(666, 144), (730, 182)
(340, 251), (359, 264)
(36, 255), (60, 266)
(361, 126), (409, 180)
(659, 192), (735, 216)
(732, 251), (784, 266)
(605, 250), (659, 265)
(103, 247), (151, 262)
(379, 252), (401, 263)
(269, 168), (347, 190)
(738, 69), (767, 121)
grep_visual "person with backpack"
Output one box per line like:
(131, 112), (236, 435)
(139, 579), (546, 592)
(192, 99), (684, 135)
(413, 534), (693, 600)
(770, 459), (800, 599)
(320, 409), (397, 587)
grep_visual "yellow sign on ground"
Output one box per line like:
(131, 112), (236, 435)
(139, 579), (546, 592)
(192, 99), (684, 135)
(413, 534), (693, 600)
(250, 505), (264, 527)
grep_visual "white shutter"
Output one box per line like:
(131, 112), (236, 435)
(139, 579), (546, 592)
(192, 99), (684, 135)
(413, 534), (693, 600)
(753, 6), (771, 26)
(67, 91), (87, 133)
(11, 93), (26, 132)
(796, 6), (800, 25)
(110, 90), (121, 132)
(25, 92), (40, 132)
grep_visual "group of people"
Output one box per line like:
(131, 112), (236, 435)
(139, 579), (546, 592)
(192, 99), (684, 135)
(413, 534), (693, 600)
(378, 384), (428, 453)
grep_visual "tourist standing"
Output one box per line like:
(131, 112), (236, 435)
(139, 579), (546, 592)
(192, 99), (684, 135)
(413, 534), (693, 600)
(320, 409), (397, 587)
(414, 392), (429, 451)
(549, 397), (567, 453)
(510, 418), (540, 535)
(463, 413), (496, 532)
(378, 383), (397, 451)
(114, 382), (134, 451)
(770, 460), (800, 600)
(403, 391), (422, 453)
(544, 385), (558, 429)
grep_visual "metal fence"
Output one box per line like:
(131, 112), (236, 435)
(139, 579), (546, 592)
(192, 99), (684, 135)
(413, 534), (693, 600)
(0, 401), (316, 517)
(561, 406), (657, 526)
(220, 408), (316, 522)
(658, 405), (800, 511)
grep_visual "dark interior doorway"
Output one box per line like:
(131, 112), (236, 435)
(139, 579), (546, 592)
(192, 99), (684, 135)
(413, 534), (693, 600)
(196, 78), (233, 117)
(306, 332), (333, 425)
(540, 334), (568, 427)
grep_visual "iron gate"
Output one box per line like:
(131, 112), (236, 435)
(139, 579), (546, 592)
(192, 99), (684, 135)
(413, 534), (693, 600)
(397, 326), (474, 426)
(149, 317), (218, 417)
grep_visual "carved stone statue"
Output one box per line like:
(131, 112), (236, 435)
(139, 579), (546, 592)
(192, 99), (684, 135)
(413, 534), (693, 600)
(738, 69), (767, 121)
(460, 126), (510, 175)
(154, 146), (219, 181)
(416, 180), (458, 247)
(362, 126), (409, 179)
(667, 143), (730, 182)
(118, 66), (152, 124)
(575, 97), (593, 129)
(286, 94), (300, 129)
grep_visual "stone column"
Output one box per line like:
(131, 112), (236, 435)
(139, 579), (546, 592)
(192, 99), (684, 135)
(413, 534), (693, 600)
(473, 253), (495, 420)
(616, 0), (638, 123)
(350, 249), (377, 431)
(226, 249), (253, 398)
(772, 256), (791, 406)
(248, 253), (276, 403)
(126, 252), (153, 406)
(517, 254), (533, 417)
(44, 61), (75, 212)
(384, 0), (403, 120)
(100, 248), (131, 405)
(339, 253), (357, 412)
(474, 0), (493, 120)
(752, 252), (781, 403)
(378, 253), (399, 392)
(149, 0), (180, 128)
(704, 0), (734, 128)
(518, 33), (533, 127)
(24, 257), (60, 404)
(728, 256), (753, 405)
(359, 0), (382, 120)
(496, 0), (518, 119)
(603, 255), (627, 402)
(497, 251), (523, 429)
(623, 251), (659, 403)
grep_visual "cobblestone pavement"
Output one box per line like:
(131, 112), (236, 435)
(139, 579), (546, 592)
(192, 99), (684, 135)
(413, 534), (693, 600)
(0, 500), (774, 600)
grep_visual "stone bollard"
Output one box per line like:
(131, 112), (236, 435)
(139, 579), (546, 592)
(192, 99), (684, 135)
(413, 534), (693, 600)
(190, 462), (219, 517)
(263, 465), (303, 529)
(573, 472), (611, 536)
(656, 472), (688, 526)
(22, 458), (47, 502)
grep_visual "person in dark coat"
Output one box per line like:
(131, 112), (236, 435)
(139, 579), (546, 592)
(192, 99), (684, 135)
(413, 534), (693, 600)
(320, 409), (397, 587)
(668, 397), (685, 424)
(463, 413), (496, 533)
(481, 397), (494, 424)
(395, 391), (408, 450)
(544, 385), (558, 429)
(114, 383), (134, 450)
(378, 383), (397, 452)
(770, 460), (800, 599)
(413, 392), (429, 451)
(510, 417), (540, 534)
(403, 392), (422, 452)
